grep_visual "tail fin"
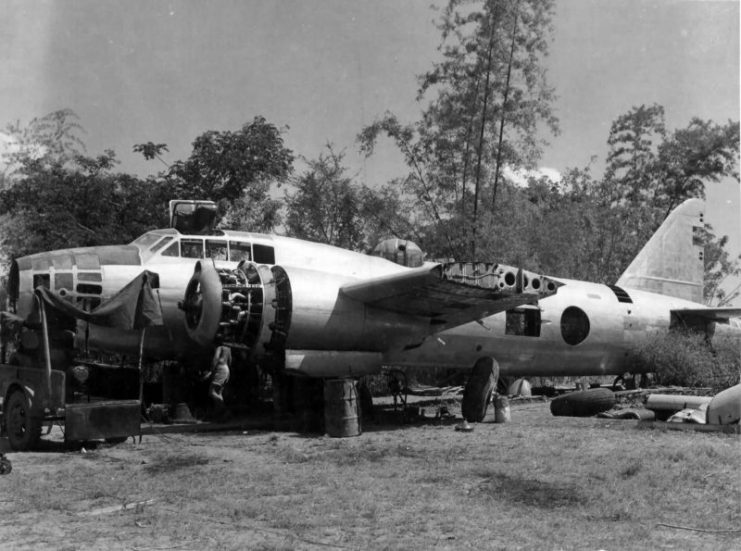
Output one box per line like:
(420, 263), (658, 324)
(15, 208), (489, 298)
(616, 198), (705, 303)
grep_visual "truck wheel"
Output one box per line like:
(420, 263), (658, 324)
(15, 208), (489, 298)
(5, 390), (42, 451)
(462, 357), (499, 422)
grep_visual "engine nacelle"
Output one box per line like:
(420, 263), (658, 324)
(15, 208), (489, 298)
(181, 261), (420, 367)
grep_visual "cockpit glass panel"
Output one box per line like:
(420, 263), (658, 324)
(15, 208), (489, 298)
(161, 241), (179, 257)
(132, 233), (162, 248)
(150, 236), (174, 253)
(206, 240), (227, 260)
(229, 241), (252, 262)
(181, 239), (204, 259)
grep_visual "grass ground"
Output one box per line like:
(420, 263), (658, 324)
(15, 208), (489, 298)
(0, 399), (738, 550)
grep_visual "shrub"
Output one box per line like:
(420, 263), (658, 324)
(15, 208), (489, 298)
(631, 329), (740, 391)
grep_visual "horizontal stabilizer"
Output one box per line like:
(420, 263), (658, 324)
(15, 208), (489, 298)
(341, 262), (561, 331)
(671, 307), (741, 325)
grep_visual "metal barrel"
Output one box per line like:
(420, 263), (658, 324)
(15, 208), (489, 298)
(323, 379), (361, 437)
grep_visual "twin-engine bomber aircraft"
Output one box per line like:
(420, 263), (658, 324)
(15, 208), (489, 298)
(6, 198), (740, 419)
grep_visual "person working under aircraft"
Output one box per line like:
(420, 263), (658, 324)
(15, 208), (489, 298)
(203, 343), (232, 420)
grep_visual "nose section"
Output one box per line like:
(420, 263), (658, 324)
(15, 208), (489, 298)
(10, 245), (142, 314)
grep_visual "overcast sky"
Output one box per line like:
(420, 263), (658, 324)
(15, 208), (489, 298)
(1, 0), (739, 296)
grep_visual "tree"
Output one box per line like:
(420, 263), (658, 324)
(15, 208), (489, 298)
(0, 150), (173, 261)
(358, 114), (462, 258)
(146, 116), (294, 232)
(0, 111), (174, 264)
(1, 109), (86, 182)
(656, 118), (740, 218)
(284, 146), (364, 250)
(604, 104), (739, 218)
(595, 105), (740, 284)
(167, 116), (293, 202)
(701, 229), (741, 306)
(360, 0), (558, 259)
(357, 183), (421, 251)
(133, 142), (169, 167)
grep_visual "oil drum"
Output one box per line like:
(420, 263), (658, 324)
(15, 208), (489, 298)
(323, 379), (361, 437)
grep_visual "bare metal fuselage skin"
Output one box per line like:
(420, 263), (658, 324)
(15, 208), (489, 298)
(389, 281), (706, 377)
(11, 228), (737, 378)
(11, 232), (428, 361)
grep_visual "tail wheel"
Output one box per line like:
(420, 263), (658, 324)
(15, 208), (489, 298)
(5, 390), (42, 451)
(462, 357), (499, 422)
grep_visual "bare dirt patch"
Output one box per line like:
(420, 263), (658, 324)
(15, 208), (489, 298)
(0, 401), (738, 550)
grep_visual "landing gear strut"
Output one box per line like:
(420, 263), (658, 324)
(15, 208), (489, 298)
(462, 357), (499, 422)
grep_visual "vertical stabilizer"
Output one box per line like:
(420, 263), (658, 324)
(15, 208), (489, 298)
(616, 199), (705, 303)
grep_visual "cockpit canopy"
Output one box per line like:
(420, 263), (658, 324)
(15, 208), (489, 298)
(130, 230), (275, 265)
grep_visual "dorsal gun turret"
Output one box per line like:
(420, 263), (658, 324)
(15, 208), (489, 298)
(372, 239), (424, 268)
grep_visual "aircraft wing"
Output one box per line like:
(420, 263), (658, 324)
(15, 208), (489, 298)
(671, 307), (741, 325)
(340, 262), (561, 330)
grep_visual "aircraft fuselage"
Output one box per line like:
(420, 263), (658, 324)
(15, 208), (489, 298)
(390, 279), (707, 377)
(9, 227), (737, 379)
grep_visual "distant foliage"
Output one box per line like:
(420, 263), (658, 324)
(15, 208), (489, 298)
(359, 0), (559, 260)
(0, 110), (174, 264)
(167, 117), (293, 232)
(358, 2), (739, 291)
(284, 146), (364, 250)
(631, 330), (740, 391)
(1, 108), (86, 177)
(702, 229), (741, 306)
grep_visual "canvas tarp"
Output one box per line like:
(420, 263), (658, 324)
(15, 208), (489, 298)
(35, 270), (163, 330)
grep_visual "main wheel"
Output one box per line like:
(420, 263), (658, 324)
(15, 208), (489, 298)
(462, 357), (499, 422)
(5, 390), (42, 451)
(0, 457), (12, 475)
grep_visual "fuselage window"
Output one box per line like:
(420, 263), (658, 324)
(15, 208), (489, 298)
(560, 306), (590, 346)
(229, 241), (252, 262)
(253, 244), (275, 264)
(33, 274), (50, 289)
(77, 283), (103, 295)
(54, 273), (74, 292)
(181, 239), (204, 259)
(206, 240), (228, 260)
(161, 241), (180, 257)
(505, 308), (541, 337)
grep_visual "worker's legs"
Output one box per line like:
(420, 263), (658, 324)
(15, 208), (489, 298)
(208, 383), (226, 419)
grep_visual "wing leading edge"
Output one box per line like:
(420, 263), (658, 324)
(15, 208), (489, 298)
(341, 262), (562, 330)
